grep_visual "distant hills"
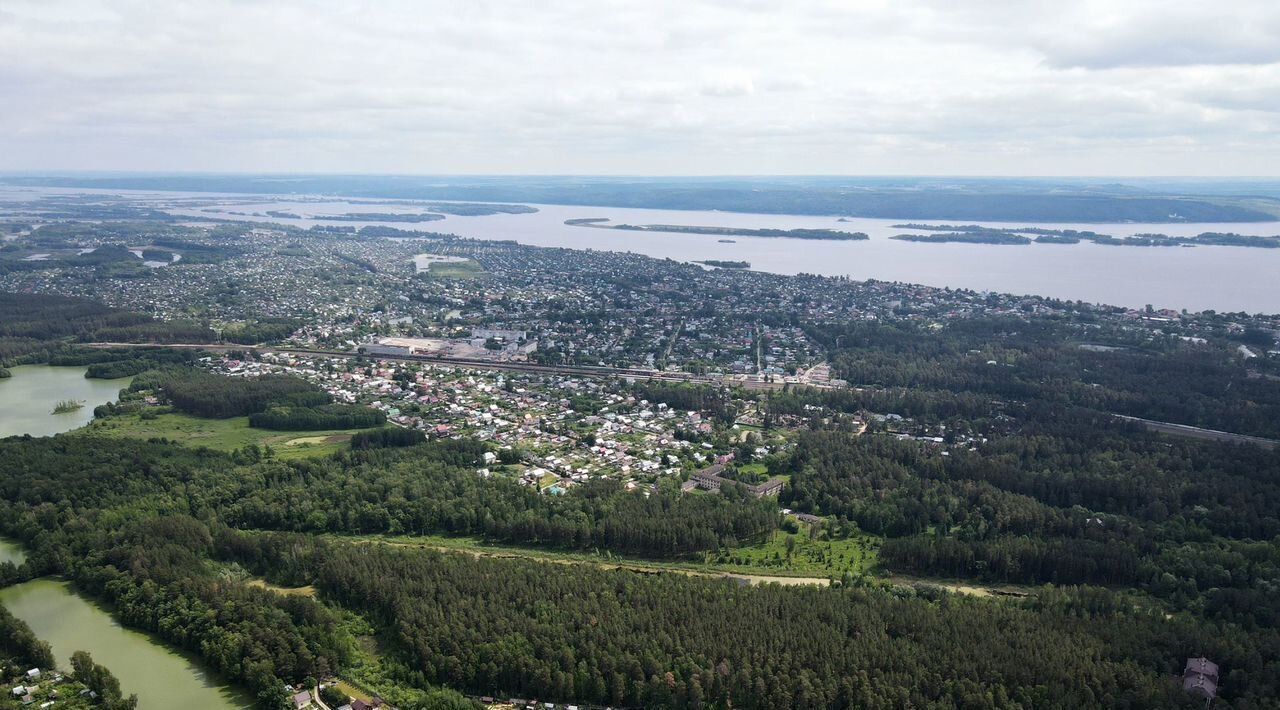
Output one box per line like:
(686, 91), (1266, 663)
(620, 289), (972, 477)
(4, 174), (1279, 223)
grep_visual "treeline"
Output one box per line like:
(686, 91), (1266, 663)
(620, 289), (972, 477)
(880, 535), (1140, 586)
(0, 603), (56, 671)
(808, 317), (1280, 438)
(47, 346), (203, 379)
(780, 416), (1280, 618)
(71, 651), (138, 710)
(136, 367), (329, 418)
(0, 292), (149, 341)
(249, 404), (386, 430)
(220, 318), (301, 345)
(767, 384), (1001, 425)
(0, 292), (216, 363)
(224, 443), (777, 557)
(351, 428), (426, 449)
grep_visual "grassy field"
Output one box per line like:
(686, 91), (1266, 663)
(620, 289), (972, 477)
(80, 411), (377, 459)
(336, 526), (878, 585)
(245, 578), (317, 597)
(710, 527), (878, 576)
(422, 259), (483, 279)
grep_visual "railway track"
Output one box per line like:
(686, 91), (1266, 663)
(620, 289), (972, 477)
(83, 342), (790, 389)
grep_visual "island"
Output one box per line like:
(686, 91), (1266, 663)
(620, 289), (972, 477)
(889, 224), (1280, 248)
(318, 212), (447, 223)
(52, 399), (84, 414)
(695, 259), (751, 269)
(891, 231), (1032, 245)
(565, 218), (869, 240)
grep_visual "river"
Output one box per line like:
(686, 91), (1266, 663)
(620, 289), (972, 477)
(0, 365), (133, 438)
(170, 197), (1280, 313)
(0, 579), (251, 709)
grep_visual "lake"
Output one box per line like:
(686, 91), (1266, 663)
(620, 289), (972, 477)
(173, 197), (1280, 313)
(0, 365), (133, 438)
(0, 536), (26, 565)
(0, 579), (251, 710)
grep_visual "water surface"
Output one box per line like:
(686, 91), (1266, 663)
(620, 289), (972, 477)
(0, 365), (133, 437)
(0, 579), (251, 710)
(177, 198), (1280, 313)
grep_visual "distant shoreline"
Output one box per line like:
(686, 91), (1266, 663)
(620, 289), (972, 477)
(565, 218), (869, 241)
(890, 224), (1280, 248)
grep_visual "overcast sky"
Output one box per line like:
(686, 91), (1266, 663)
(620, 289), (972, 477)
(2, 0), (1279, 175)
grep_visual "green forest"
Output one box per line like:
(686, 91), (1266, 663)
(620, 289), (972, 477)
(3, 295), (1280, 708)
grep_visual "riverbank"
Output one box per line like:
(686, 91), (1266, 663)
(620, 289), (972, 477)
(0, 579), (252, 709)
(0, 365), (133, 437)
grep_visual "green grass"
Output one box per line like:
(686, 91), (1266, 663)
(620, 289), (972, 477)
(736, 462), (769, 477)
(710, 528), (879, 576)
(421, 259), (483, 279)
(80, 411), (378, 459)
(335, 526), (879, 583)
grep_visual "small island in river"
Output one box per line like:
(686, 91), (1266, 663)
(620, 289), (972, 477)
(52, 399), (85, 414)
(695, 259), (751, 269)
(891, 231), (1032, 245)
(565, 218), (869, 240)
(889, 224), (1280, 248)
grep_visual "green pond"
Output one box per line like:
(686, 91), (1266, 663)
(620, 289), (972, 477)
(0, 579), (252, 709)
(0, 365), (133, 437)
(0, 536), (26, 565)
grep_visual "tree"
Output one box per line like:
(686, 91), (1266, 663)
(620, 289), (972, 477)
(71, 650), (138, 710)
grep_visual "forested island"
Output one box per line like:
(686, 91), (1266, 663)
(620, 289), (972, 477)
(891, 223), (1280, 247)
(566, 218), (869, 240)
(891, 231), (1032, 245)
(696, 259), (751, 269)
(318, 212), (447, 223)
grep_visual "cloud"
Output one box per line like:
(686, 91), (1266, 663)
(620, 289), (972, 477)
(0, 0), (1278, 174)
(700, 75), (755, 97)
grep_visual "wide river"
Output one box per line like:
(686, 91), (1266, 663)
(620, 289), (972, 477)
(0, 579), (251, 709)
(172, 197), (1280, 313)
(0, 365), (133, 438)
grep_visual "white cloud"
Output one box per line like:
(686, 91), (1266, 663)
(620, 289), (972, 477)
(0, 0), (1278, 174)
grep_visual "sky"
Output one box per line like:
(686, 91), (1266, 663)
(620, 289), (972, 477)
(2, 0), (1280, 176)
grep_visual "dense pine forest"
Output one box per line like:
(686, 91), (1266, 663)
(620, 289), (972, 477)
(1, 426), (1277, 708)
(807, 316), (1280, 438)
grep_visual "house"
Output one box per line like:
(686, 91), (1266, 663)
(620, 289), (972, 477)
(292, 689), (313, 709)
(24, 669), (40, 682)
(1182, 657), (1219, 700)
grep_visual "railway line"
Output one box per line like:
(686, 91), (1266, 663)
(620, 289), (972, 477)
(84, 342), (792, 389)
